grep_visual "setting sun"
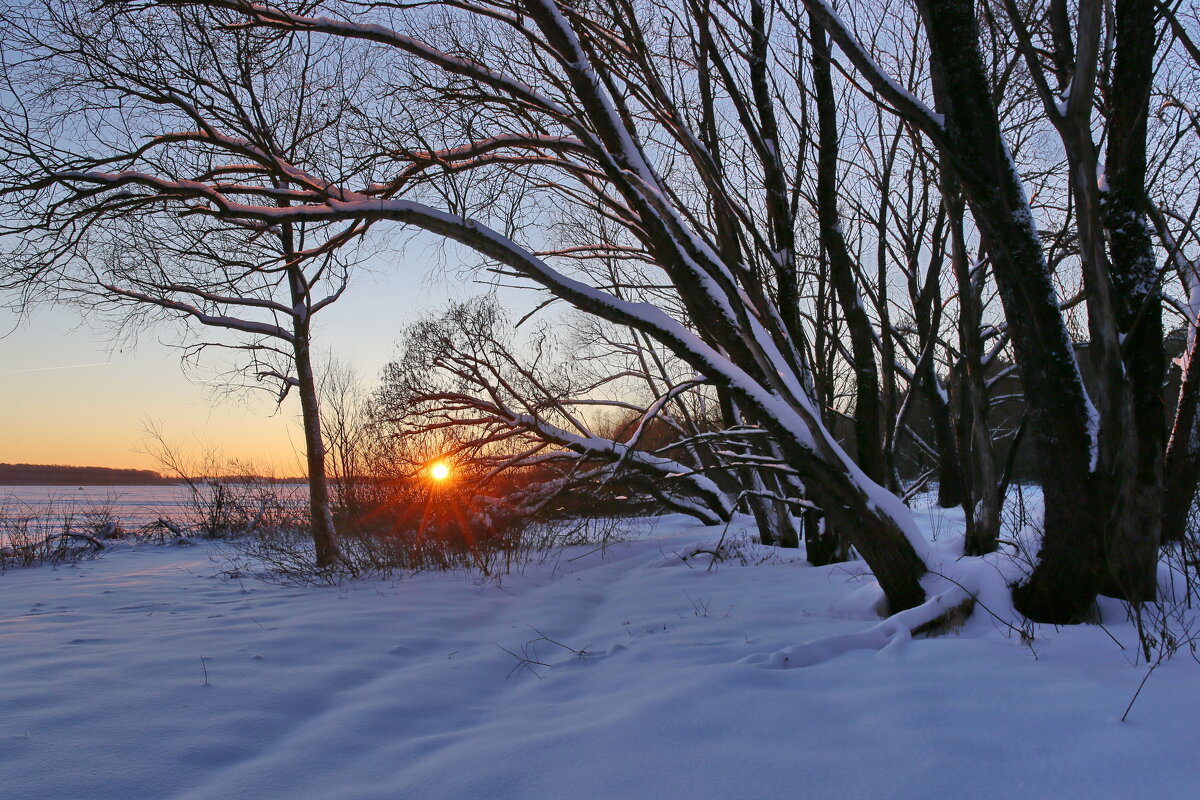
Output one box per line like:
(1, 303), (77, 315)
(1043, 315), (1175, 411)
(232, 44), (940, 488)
(430, 462), (451, 481)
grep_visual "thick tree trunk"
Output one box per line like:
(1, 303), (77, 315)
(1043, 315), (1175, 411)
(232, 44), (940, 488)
(711, 380), (924, 609)
(802, 509), (840, 566)
(755, 388), (928, 611)
(818, 481), (926, 612)
(1099, 0), (1164, 598)
(917, 0), (1103, 621)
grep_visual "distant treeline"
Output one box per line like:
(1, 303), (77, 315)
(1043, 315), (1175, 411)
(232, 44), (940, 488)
(0, 463), (177, 486)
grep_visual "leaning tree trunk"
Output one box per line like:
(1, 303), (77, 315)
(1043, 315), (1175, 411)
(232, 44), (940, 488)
(799, 445), (928, 611)
(226, 0), (932, 613)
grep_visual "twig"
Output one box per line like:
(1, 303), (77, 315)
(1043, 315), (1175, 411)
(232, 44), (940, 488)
(1096, 622), (1127, 651)
(1121, 659), (1161, 723)
(497, 625), (591, 679)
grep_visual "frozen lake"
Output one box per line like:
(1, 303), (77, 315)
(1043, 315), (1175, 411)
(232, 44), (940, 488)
(1, 485), (197, 528)
(0, 484), (308, 540)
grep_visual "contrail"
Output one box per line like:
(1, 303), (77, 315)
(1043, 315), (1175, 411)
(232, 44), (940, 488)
(0, 361), (110, 375)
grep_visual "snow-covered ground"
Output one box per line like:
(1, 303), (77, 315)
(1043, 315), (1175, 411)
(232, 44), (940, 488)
(1, 511), (1196, 799)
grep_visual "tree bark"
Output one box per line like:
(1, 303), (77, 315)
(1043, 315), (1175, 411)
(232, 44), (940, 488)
(916, 0), (1104, 621)
(293, 330), (342, 568)
(811, 19), (887, 486)
(945, 181), (1000, 554)
(1099, 0), (1164, 597)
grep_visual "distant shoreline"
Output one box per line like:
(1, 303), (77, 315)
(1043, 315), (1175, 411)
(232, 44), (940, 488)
(0, 463), (305, 486)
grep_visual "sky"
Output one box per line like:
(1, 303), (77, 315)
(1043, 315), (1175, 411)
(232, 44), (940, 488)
(0, 243), (526, 474)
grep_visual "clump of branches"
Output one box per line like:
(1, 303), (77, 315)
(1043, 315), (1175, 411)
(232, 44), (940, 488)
(0, 494), (115, 570)
(1129, 500), (1200, 666)
(223, 459), (632, 584)
(369, 297), (747, 526)
(138, 424), (310, 539)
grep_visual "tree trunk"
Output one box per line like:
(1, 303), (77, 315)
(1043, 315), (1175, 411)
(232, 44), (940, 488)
(719, 393), (800, 548)
(752, 494), (801, 549)
(1163, 331), (1200, 543)
(274, 205), (342, 570)
(769, 402), (928, 611)
(1099, 0), (1164, 599)
(929, 390), (966, 510)
(811, 19), (887, 485)
(917, 0), (1103, 621)
(946, 181), (1000, 554)
(802, 509), (840, 566)
(293, 332), (342, 569)
(913, 250), (966, 511)
(876, 124), (904, 494)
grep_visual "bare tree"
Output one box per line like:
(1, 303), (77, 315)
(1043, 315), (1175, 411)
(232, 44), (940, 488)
(98, 0), (936, 610)
(802, 0), (1199, 620)
(319, 355), (374, 518)
(28, 0), (1199, 623)
(372, 298), (739, 524)
(0, 3), (378, 566)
